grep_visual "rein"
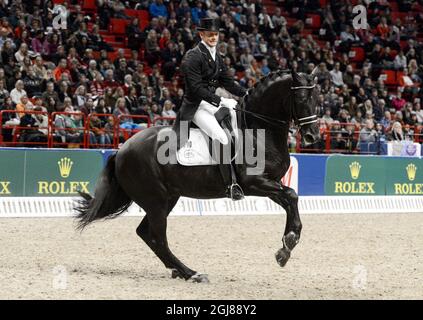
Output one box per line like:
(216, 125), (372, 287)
(233, 105), (288, 128)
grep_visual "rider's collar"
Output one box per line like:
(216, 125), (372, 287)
(201, 40), (216, 61)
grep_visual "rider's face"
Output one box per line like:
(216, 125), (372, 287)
(200, 31), (219, 47)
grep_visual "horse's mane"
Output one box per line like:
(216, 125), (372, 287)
(245, 69), (291, 109)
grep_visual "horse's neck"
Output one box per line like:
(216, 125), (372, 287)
(243, 115), (290, 162)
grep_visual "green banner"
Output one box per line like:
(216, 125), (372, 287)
(0, 149), (103, 197)
(0, 150), (25, 197)
(385, 158), (423, 195)
(325, 155), (386, 195)
(25, 150), (103, 196)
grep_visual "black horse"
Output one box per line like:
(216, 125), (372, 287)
(75, 70), (320, 283)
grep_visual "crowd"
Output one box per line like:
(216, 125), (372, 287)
(0, 0), (422, 152)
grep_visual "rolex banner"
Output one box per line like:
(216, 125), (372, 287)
(325, 155), (386, 195)
(325, 155), (423, 196)
(385, 158), (423, 195)
(0, 149), (103, 197)
(0, 150), (25, 196)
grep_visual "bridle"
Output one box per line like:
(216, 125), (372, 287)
(234, 83), (318, 129)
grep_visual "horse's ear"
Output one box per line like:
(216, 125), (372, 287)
(291, 70), (302, 85)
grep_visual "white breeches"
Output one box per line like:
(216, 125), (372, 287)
(192, 100), (238, 145)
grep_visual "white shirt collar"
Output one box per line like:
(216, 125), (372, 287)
(201, 40), (216, 61)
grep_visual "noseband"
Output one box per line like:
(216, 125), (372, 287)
(290, 84), (318, 128)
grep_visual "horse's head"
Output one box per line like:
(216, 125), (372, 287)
(290, 69), (320, 146)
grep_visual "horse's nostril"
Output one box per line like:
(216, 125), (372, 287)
(303, 133), (315, 145)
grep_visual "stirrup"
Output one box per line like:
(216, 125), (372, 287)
(228, 183), (244, 201)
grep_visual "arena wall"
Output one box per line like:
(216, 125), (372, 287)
(0, 148), (422, 217)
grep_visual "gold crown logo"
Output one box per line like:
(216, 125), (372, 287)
(349, 161), (361, 180)
(406, 163), (417, 181)
(58, 157), (73, 178)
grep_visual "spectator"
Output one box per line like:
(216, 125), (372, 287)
(15, 43), (30, 64)
(191, 1), (206, 25)
(18, 107), (48, 146)
(161, 99), (176, 125)
(149, 0), (168, 19)
(10, 80), (27, 105)
(359, 119), (378, 143)
(388, 121), (405, 141)
(53, 58), (71, 82)
(391, 90), (407, 111)
(53, 107), (83, 145)
(127, 18), (145, 51)
(89, 114), (112, 147)
(414, 99), (423, 124)
(394, 51), (407, 70)
(329, 62), (344, 88)
(398, 69), (420, 95)
(380, 111), (393, 130)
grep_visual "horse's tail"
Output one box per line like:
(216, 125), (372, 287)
(74, 153), (132, 230)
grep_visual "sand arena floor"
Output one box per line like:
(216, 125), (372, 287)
(0, 213), (421, 299)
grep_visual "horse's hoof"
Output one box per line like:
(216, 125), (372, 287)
(275, 247), (291, 267)
(190, 273), (210, 283)
(171, 269), (184, 279)
(283, 231), (299, 251)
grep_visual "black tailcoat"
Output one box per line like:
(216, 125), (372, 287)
(173, 42), (247, 148)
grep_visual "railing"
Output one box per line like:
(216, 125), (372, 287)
(117, 114), (151, 142)
(50, 112), (87, 148)
(296, 122), (423, 155)
(1, 112), (422, 151)
(324, 122), (361, 154)
(86, 113), (119, 149)
(152, 116), (176, 126)
(0, 110), (50, 148)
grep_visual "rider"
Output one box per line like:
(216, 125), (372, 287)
(174, 18), (247, 200)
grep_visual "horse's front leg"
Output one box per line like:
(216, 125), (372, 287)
(269, 186), (302, 267)
(244, 179), (302, 267)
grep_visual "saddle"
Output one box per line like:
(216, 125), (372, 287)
(176, 110), (240, 166)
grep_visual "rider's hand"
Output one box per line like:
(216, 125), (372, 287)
(219, 97), (238, 110)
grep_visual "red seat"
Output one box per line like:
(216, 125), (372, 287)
(389, 49), (398, 59)
(108, 41), (126, 48)
(102, 35), (116, 42)
(123, 9), (150, 31)
(123, 48), (132, 59)
(391, 11), (408, 23)
(306, 14), (321, 29)
(109, 18), (129, 35)
(82, 0), (96, 11)
(107, 51), (119, 62)
(139, 10), (150, 30)
(380, 70), (396, 85)
(396, 71), (404, 85)
(399, 40), (408, 50)
(302, 28), (313, 36)
(92, 51), (101, 60)
(348, 47), (365, 62)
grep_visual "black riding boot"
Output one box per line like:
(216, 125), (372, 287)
(214, 107), (244, 201)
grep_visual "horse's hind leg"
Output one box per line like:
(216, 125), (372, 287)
(270, 186), (302, 267)
(136, 197), (209, 283)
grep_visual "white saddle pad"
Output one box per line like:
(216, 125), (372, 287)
(177, 129), (218, 166)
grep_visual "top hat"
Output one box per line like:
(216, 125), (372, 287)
(197, 18), (220, 32)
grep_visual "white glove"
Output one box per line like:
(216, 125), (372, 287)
(219, 97), (238, 110)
